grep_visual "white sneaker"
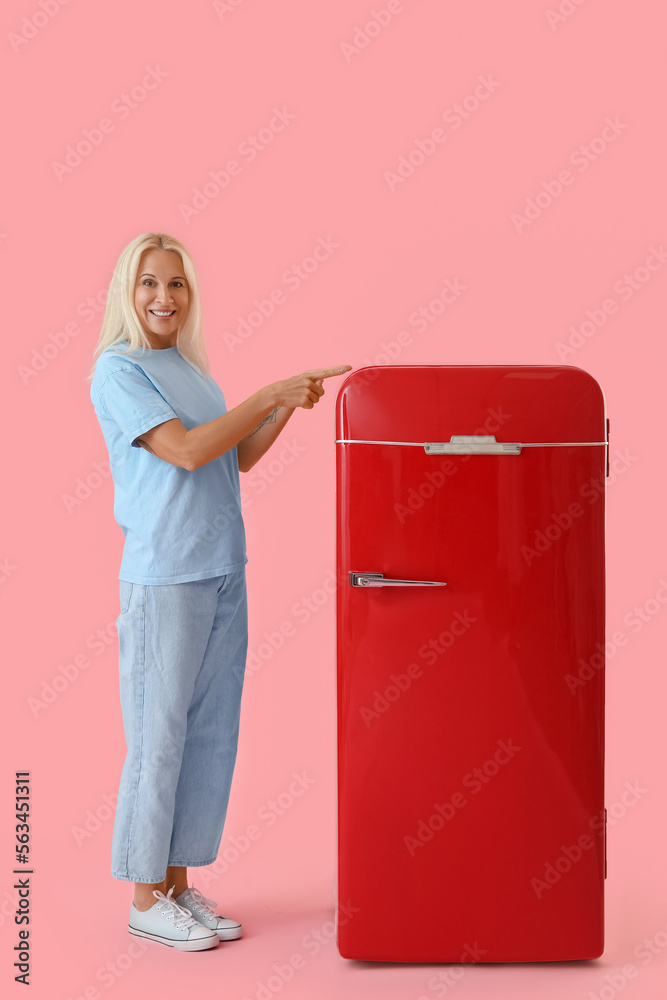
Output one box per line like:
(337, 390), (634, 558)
(175, 886), (243, 941)
(129, 887), (219, 951)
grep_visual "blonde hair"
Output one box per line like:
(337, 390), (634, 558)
(84, 232), (210, 383)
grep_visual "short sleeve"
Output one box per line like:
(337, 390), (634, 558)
(98, 366), (180, 448)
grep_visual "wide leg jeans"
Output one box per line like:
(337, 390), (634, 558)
(110, 567), (248, 883)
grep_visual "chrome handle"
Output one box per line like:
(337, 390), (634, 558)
(424, 435), (521, 455)
(349, 572), (448, 588)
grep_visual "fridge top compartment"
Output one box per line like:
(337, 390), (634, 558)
(335, 365), (605, 445)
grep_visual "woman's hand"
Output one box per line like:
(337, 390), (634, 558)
(268, 366), (352, 409)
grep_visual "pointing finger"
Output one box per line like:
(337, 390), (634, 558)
(304, 365), (353, 379)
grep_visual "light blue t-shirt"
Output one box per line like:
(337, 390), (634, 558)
(90, 341), (248, 585)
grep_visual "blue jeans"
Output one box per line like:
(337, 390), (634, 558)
(110, 567), (248, 883)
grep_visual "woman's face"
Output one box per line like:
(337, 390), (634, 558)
(134, 249), (189, 349)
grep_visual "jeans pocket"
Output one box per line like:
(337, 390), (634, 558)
(119, 581), (134, 615)
(216, 575), (228, 595)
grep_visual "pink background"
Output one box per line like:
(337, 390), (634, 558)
(2, 1), (665, 997)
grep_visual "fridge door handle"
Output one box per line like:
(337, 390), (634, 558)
(349, 572), (448, 588)
(424, 435), (521, 454)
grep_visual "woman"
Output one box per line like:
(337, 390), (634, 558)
(87, 232), (351, 951)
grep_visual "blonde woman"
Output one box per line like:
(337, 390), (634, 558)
(87, 232), (351, 951)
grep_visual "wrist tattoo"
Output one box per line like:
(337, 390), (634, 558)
(136, 438), (155, 455)
(247, 406), (279, 437)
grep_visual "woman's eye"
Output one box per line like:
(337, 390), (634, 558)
(139, 279), (185, 288)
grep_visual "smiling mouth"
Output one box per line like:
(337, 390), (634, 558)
(150, 310), (175, 317)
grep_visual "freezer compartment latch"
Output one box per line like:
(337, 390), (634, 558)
(349, 572), (448, 588)
(424, 435), (521, 455)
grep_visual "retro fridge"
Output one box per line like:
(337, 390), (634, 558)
(335, 365), (607, 963)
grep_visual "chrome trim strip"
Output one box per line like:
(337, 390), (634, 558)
(335, 438), (607, 447)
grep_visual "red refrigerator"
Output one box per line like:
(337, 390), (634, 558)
(335, 365), (607, 963)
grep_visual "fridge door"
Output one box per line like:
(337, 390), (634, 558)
(335, 365), (606, 963)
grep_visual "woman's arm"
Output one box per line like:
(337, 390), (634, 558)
(135, 385), (278, 471)
(135, 366), (351, 471)
(236, 404), (296, 472)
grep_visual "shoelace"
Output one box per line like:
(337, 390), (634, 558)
(181, 886), (219, 917)
(152, 887), (199, 930)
